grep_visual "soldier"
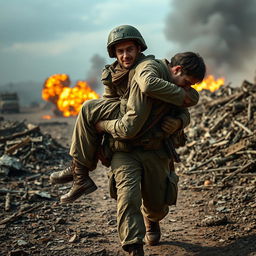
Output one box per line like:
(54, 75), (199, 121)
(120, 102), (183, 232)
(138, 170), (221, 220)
(49, 25), (200, 206)
(95, 51), (206, 255)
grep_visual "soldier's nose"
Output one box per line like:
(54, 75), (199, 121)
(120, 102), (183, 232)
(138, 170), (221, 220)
(123, 51), (129, 58)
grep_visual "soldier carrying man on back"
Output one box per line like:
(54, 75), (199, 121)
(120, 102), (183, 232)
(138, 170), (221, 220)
(50, 25), (206, 255)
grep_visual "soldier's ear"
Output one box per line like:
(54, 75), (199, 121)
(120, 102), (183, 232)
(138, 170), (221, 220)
(173, 65), (182, 75)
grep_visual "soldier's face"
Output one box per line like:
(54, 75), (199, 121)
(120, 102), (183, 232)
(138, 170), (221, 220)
(115, 41), (141, 69)
(171, 65), (200, 87)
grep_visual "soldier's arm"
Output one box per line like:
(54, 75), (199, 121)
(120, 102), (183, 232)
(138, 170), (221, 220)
(134, 60), (199, 107)
(97, 84), (152, 139)
(175, 107), (190, 129)
(161, 107), (190, 135)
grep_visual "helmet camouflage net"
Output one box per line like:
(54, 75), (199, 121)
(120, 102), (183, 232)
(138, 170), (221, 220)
(107, 25), (147, 58)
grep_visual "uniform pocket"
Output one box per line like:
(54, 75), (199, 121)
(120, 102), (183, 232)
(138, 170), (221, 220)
(101, 68), (111, 81)
(108, 171), (117, 200)
(165, 171), (179, 205)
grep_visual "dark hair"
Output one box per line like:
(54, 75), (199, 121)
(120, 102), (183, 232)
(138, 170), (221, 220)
(170, 52), (206, 82)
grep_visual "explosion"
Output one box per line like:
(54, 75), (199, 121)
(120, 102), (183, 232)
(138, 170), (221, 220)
(42, 74), (99, 117)
(192, 75), (225, 92)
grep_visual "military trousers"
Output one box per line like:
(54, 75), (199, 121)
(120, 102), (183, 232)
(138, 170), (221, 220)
(109, 147), (179, 248)
(69, 98), (120, 169)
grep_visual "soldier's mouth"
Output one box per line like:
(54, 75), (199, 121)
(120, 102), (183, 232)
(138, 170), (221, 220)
(123, 59), (133, 65)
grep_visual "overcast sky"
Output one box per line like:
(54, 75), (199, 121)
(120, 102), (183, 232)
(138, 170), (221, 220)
(1, 0), (255, 87)
(0, 0), (173, 85)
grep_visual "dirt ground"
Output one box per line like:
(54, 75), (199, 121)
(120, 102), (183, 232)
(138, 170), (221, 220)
(0, 108), (255, 256)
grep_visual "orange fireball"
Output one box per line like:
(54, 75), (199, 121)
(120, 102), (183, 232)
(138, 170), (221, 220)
(42, 74), (70, 104)
(192, 75), (225, 92)
(42, 74), (99, 117)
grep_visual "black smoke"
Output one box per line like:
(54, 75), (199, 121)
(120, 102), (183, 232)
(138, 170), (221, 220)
(164, 0), (256, 83)
(86, 54), (106, 94)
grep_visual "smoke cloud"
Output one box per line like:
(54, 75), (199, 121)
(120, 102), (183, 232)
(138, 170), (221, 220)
(86, 54), (106, 93)
(164, 0), (256, 84)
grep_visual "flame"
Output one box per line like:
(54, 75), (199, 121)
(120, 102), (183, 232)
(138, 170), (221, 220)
(192, 75), (225, 92)
(42, 115), (52, 120)
(42, 74), (99, 117)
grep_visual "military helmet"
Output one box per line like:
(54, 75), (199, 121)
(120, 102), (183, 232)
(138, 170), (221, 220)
(107, 25), (147, 58)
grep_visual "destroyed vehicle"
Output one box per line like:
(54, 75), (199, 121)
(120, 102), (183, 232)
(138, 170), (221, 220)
(0, 92), (20, 113)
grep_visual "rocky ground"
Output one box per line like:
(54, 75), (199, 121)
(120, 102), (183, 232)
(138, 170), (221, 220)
(0, 104), (255, 256)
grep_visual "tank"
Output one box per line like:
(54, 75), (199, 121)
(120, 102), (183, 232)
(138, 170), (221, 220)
(0, 92), (20, 113)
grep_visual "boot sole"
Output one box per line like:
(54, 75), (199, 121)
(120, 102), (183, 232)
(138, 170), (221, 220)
(60, 184), (97, 204)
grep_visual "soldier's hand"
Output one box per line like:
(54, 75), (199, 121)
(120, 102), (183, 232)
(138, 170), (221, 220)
(161, 116), (182, 135)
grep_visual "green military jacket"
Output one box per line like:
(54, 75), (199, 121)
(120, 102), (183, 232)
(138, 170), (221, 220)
(101, 56), (199, 140)
(102, 54), (155, 100)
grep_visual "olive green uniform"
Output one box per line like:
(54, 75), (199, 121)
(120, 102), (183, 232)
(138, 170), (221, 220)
(63, 23), (199, 253)
(70, 54), (198, 169)
(69, 54), (198, 249)
(99, 58), (197, 249)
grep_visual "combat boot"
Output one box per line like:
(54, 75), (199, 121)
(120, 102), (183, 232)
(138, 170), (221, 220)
(144, 217), (161, 246)
(60, 160), (97, 204)
(127, 244), (144, 256)
(49, 165), (73, 185)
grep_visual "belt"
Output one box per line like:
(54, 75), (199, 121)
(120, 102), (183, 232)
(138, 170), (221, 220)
(111, 138), (164, 152)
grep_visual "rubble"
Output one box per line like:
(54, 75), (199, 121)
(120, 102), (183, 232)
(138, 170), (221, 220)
(0, 118), (71, 225)
(0, 154), (25, 176)
(199, 215), (229, 227)
(0, 79), (255, 255)
(0, 119), (71, 174)
(0, 117), (117, 255)
(177, 80), (256, 225)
